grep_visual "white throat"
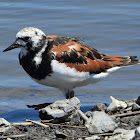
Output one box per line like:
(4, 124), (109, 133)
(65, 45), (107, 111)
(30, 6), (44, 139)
(33, 42), (48, 66)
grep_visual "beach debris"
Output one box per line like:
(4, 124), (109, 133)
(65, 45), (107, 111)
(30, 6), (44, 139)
(12, 122), (34, 126)
(136, 96), (140, 106)
(133, 127), (140, 140)
(0, 96), (140, 140)
(76, 131), (122, 139)
(77, 110), (88, 122)
(84, 135), (101, 140)
(127, 99), (137, 108)
(111, 110), (140, 118)
(107, 128), (136, 140)
(55, 130), (68, 139)
(42, 121), (86, 129)
(0, 118), (10, 126)
(91, 103), (107, 112)
(0, 134), (26, 139)
(7, 138), (13, 140)
(107, 96), (127, 111)
(85, 111), (118, 134)
(0, 126), (12, 135)
(13, 119), (87, 129)
(26, 119), (49, 128)
(38, 120), (86, 129)
(131, 103), (140, 111)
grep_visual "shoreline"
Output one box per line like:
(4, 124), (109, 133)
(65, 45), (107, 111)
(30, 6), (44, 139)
(0, 96), (140, 140)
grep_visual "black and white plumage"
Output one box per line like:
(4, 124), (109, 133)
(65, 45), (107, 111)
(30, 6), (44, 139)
(3, 27), (140, 101)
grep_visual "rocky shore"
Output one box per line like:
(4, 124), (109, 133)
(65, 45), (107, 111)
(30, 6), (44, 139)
(0, 96), (140, 140)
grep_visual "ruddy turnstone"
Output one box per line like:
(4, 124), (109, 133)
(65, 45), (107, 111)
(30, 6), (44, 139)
(3, 27), (140, 109)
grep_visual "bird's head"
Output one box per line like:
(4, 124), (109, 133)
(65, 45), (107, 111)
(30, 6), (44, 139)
(3, 27), (47, 53)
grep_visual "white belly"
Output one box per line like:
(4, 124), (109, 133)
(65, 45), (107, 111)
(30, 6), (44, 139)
(32, 60), (110, 90)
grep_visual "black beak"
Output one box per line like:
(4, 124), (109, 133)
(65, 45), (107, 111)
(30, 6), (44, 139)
(3, 40), (20, 52)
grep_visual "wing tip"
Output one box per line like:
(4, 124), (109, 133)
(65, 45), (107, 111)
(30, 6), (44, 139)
(122, 56), (140, 66)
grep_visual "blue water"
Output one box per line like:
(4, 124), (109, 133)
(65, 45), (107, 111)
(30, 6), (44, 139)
(0, 0), (140, 122)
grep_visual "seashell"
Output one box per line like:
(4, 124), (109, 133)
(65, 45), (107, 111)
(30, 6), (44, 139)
(107, 96), (127, 111)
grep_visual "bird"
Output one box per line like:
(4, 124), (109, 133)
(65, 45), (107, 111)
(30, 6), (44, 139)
(3, 27), (140, 109)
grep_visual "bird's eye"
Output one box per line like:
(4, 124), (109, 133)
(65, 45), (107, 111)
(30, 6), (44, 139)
(24, 37), (30, 41)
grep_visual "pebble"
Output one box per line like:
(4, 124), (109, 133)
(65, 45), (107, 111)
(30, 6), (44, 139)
(0, 118), (10, 126)
(91, 103), (107, 112)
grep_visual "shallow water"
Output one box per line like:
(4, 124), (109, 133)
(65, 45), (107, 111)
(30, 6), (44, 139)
(0, 0), (140, 122)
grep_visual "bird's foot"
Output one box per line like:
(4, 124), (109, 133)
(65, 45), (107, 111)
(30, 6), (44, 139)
(66, 90), (75, 99)
(27, 102), (52, 110)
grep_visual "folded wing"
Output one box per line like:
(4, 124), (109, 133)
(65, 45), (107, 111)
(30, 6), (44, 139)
(46, 35), (140, 74)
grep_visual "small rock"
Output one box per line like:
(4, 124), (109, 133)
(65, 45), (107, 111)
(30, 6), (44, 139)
(85, 135), (101, 140)
(69, 111), (84, 126)
(85, 111), (118, 134)
(39, 97), (80, 123)
(114, 128), (127, 133)
(132, 103), (140, 111)
(133, 127), (140, 140)
(107, 129), (135, 140)
(91, 103), (107, 112)
(0, 118), (10, 126)
(107, 96), (127, 112)
(7, 138), (13, 140)
(0, 126), (11, 134)
(55, 130), (67, 139)
(136, 96), (140, 106)
(127, 99), (136, 108)
(85, 111), (93, 118)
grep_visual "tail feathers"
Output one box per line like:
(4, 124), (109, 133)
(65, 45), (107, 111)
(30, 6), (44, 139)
(103, 55), (140, 67)
(126, 56), (140, 66)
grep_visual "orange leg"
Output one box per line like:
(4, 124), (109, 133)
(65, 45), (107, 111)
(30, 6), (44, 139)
(66, 90), (75, 99)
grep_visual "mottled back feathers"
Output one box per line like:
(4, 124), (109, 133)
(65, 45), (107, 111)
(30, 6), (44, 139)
(46, 35), (139, 74)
